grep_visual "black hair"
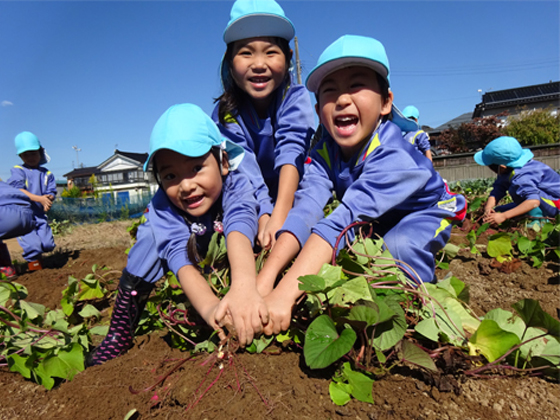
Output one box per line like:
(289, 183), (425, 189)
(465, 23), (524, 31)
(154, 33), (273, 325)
(214, 37), (293, 125)
(153, 146), (229, 271)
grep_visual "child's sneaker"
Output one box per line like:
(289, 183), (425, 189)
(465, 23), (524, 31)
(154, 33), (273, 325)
(0, 265), (17, 279)
(28, 260), (43, 271)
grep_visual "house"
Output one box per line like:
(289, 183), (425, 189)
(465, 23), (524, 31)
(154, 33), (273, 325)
(472, 80), (559, 119)
(63, 150), (157, 204)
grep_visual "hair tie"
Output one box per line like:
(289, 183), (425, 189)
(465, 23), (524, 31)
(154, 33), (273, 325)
(191, 222), (207, 236)
(213, 220), (224, 234)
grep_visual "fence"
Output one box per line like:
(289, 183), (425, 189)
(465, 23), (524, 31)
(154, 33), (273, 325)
(50, 191), (152, 224)
(433, 143), (560, 182)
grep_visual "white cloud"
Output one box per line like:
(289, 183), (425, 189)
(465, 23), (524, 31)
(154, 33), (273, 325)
(1, 100), (13, 107)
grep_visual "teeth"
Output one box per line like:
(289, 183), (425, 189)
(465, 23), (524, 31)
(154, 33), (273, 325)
(336, 116), (356, 122)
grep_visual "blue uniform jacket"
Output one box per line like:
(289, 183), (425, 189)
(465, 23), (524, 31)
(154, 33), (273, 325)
(127, 170), (258, 280)
(212, 80), (315, 218)
(491, 160), (560, 217)
(281, 120), (458, 250)
(404, 130), (431, 155)
(7, 164), (57, 216)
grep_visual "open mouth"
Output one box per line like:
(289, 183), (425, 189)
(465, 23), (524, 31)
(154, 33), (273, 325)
(249, 76), (271, 87)
(334, 115), (359, 135)
(184, 195), (203, 208)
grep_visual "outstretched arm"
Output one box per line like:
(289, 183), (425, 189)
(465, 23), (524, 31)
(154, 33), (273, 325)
(483, 199), (540, 225)
(258, 164), (299, 250)
(262, 233), (333, 336)
(176, 265), (229, 341)
(215, 231), (269, 346)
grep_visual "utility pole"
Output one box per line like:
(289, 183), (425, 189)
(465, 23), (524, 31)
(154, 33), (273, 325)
(294, 36), (302, 85)
(72, 145), (82, 167)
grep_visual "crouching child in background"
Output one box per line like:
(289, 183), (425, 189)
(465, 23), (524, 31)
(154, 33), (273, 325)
(87, 104), (268, 366)
(474, 136), (560, 226)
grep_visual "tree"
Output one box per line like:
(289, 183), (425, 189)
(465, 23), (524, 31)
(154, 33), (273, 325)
(436, 113), (506, 154)
(61, 186), (82, 198)
(503, 106), (560, 146)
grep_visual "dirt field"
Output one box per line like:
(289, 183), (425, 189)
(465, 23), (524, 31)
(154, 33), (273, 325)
(1, 221), (559, 420)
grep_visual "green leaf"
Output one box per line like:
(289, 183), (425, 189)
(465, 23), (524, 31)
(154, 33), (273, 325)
(7, 354), (32, 378)
(487, 234), (513, 259)
(42, 343), (84, 381)
(298, 275), (326, 293)
(516, 236), (534, 255)
(33, 361), (56, 390)
(341, 362), (374, 403)
(78, 304), (101, 319)
(347, 304), (379, 327)
(245, 335), (274, 354)
(399, 340), (438, 372)
(328, 277), (374, 306)
(77, 279), (105, 300)
(371, 297), (406, 351)
(304, 315), (357, 369)
(90, 325), (109, 336)
(469, 319), (521, 362)
(329, 381), (352, 406)
(19, 300), (46, 321)
(441, 243), (460, 259)
(123, 409), (138, 420)
(512, 299), (560, 337)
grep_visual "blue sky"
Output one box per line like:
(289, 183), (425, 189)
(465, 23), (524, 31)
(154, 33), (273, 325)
(1, 0), (558, 182)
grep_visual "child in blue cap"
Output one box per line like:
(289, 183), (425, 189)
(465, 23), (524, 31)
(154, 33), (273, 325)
(88, 104), (267, 366)
(0, 181), (35, 278)
(402, 105), (433, 161)
(474, 136), (560, 225)
(213, 0), (315, 250)
(256, 35), (467, 335)
(8, 131), (56, 271)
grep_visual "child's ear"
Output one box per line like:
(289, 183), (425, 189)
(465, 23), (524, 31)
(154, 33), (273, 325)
(221, 152), (230, 176)
(380, 90), (394, 116)
(315, 102), (322, 123)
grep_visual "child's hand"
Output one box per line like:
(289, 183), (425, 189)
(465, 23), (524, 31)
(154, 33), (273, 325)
(483, 212), (507, 225)
(215, 288), (269, 347)
(262, 289), (294, 336)
(257, 214), (271, 248)
(260, 215), (284, 250)
(199, 303), (233, 342)
(38, 195), (53, 212)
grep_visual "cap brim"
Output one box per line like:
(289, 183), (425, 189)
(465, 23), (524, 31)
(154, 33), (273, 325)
(306, 57), (389, 93)
(222, 138), (245, 171)
(144, 139), (212, 172)
(473, 150), (487, 166)
(391, 104), (419, 133)
(508, 149), (534, 168)
(223, 14), (294, 44)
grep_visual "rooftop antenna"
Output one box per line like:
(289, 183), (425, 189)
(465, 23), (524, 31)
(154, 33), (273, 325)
(72, 145), (82, 167)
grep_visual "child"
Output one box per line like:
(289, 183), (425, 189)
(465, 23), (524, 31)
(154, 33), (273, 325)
(87, 104), (268, 366)
(256, 35), (467, 335)
(8, 131), (56, 271)
(402, 105), (433, 161)
(474, 136), (560, 225)
(0, 181), (35, 278)
(213, 0), (315, 249)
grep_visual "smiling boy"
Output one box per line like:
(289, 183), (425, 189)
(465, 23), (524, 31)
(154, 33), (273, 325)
(256, 35), (467, 335)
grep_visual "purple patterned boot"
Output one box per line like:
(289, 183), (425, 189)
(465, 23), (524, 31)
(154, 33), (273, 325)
(86, 270), (154, 367)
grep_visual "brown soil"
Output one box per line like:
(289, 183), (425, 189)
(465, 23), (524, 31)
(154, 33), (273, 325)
(1, 222), (559, 420)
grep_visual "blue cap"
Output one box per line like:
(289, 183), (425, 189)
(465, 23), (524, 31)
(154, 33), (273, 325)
(474, 136), (533, 168)
(402, 105), (420, 121)
(223, 0), (295, 44)
(306, 35), (418, 133)
(15, 131), (41, 155)
(144, 104), (245, 172)
(15, 131), (50, 165)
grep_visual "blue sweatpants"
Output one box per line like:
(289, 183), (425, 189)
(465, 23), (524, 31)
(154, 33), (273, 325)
(17, 215), (55, 261)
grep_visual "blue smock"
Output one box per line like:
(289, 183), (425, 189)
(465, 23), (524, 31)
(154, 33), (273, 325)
(7, 165), (57, 260)
(0, 181), (35, 240)
(491, 160), (560, 218)
(281, 120), (466, 284)
(403, 129), (431, 155)
(212, 80), (315, 218)
(126, 170), (258, 283)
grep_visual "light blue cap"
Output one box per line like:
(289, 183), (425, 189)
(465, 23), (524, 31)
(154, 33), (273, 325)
(402, 105), (420, 121)
(306, 35), (419, 133)
(15, 131), (41, 155)
(474, 136), (533, 168)
(15, 131), (50, 165)
(223, 0), (295, 44)
(144, 104), (245, 172)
